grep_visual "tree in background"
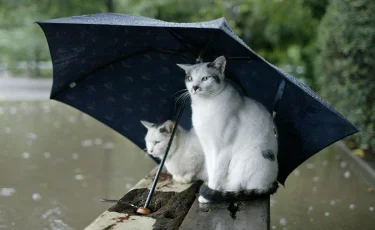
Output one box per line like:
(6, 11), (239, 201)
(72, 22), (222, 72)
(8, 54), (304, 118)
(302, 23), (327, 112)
(120, 0), (321, 88)
(1, 0), (321, 82)
(0, 0), (110, 77)
(316, 0), (375, 155)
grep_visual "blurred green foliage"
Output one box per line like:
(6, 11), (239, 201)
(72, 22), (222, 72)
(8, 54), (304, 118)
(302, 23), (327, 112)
(316, 0), (375, 153)
(0, 0), (320, 82)
(0, 0), (373, 154)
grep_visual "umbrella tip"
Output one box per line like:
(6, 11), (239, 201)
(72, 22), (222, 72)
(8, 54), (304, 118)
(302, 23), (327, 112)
(136, 207), (151, 215)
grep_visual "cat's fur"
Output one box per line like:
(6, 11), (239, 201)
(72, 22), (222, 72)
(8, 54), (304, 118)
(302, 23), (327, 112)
(177, 56), (279, 203)
(141, 120), (207, 183)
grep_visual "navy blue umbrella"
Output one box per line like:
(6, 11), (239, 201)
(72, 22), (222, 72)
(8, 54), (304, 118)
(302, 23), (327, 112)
(36, 13), (357, 197)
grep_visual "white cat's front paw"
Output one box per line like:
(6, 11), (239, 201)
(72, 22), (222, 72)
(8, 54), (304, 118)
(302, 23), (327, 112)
(174, 177), (191, 184)
(173, 175), (193, 184)
(198, 195), (210, 203)
(173, 176), (183, 183)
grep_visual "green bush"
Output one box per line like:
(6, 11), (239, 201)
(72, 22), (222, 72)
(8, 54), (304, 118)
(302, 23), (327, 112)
(316, 0), (375, 153)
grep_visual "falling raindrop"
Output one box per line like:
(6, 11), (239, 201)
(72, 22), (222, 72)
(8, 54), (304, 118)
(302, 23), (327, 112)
(270, 200), (276, 207)
(68, 116), (77, 123)
(81, 140), (93, 147)
(293, 169), (300, 176)
(43, 105), (50, 113)
(340, 161), (347, 168)
(344, 171), (351, 178)
(53, 121), (60, 128)
(94, 138), (103, 145)
(26, 132), (38, 140)
(103, 142), (114, 149)
(0, 107), (4, 115)
(272, 226), (276, 230)
(32, 193), (42, 201)
(306, 163), (315, 169)
(324, 212), (330, 217)
(44, 152), (51, 159)
(322, 160), (328, 166)
(330, 200), (336, 206)
(279, 218), (287, 226)
(369, 207), (374, 212)
(5, 127), (11, 134)
(22, 152), (30, 159)
(308, 206), (313, 213)
(0, 188), (15, 197)
(349, 204), (356, 209)
(309, 218), (314, 222)
(312, 176), (319, 182)
(10, 107), (17, 115)
(312, 186), (317, 192)
(125, 183), (133, 190)
(75, 174), (84, 180)
(72, 153), (79, 160)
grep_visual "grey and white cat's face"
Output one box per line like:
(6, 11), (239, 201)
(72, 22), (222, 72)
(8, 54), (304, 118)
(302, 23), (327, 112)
(140, 120), (175, 157)
(177, 56), (227, 97)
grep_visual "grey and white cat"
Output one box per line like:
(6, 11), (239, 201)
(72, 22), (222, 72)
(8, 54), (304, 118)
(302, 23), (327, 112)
(141, 120), (207, 183)
(177, 56), (279, 203)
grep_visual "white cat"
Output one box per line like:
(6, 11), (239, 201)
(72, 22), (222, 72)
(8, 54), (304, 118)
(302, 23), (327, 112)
(141, 120), (207, 183)
(177, 56), (279, 203)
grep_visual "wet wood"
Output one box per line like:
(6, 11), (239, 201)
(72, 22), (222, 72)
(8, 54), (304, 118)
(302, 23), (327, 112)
(85, 167), (202, 230)
(85, 167), (270, 230)
(179, 196), (270, 230)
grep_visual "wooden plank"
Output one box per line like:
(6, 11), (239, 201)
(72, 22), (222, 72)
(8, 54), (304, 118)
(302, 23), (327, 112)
(179, 196), (270, 230)
(85, 167), (202, 230)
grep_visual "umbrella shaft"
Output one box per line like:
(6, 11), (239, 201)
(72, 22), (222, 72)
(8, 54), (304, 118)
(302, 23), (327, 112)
(144, 99), (187, 209)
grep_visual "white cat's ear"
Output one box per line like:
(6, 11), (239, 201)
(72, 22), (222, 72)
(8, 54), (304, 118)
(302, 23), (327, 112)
(176, 64), (193, 72)
(160, 120), (175, 134)
(140, 120), (154, 129)
(210, 56), (226, 73)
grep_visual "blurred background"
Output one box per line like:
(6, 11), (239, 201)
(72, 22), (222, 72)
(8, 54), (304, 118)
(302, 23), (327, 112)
(0, 0), (374, 229)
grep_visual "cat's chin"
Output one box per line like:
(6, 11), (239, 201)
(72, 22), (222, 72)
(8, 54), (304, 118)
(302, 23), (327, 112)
(149, 153), (163, 158)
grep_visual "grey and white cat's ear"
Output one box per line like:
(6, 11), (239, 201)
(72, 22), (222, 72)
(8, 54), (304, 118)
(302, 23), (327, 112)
(159, 120), (175, 134)
(210, 56), (226, 73)
(176, 64), (193, 72)
(140, 120), (155, 129)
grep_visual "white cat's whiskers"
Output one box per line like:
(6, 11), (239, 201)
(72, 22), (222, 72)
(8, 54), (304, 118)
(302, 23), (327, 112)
(174, 91), (190, 109)
(173, 89), (188, 96)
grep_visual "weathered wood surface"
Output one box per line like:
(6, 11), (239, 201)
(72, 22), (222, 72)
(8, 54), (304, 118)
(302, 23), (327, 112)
(179, 196), (270, 230)
(84, 167), (202, 230)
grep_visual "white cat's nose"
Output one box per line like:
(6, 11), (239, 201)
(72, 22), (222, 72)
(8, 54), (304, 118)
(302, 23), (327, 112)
(192, 86), (200, 94)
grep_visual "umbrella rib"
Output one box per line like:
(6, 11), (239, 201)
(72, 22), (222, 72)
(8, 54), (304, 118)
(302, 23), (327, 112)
(51, 48), (193, 99)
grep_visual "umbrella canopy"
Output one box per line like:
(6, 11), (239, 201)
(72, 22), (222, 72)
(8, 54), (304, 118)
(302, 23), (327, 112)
(36, 13), (358, 185)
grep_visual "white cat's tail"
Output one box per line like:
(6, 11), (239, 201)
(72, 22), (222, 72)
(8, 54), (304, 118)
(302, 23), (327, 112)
(199, 182), (279, 203)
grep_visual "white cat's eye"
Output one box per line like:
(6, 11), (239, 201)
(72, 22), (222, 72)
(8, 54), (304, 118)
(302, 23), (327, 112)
(154, 141), (160, 145)
(201, 76), (209, 81)
(186, 76), (193, 82)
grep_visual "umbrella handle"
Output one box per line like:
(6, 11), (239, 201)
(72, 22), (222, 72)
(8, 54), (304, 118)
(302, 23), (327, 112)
(137, 99), (187, 215)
